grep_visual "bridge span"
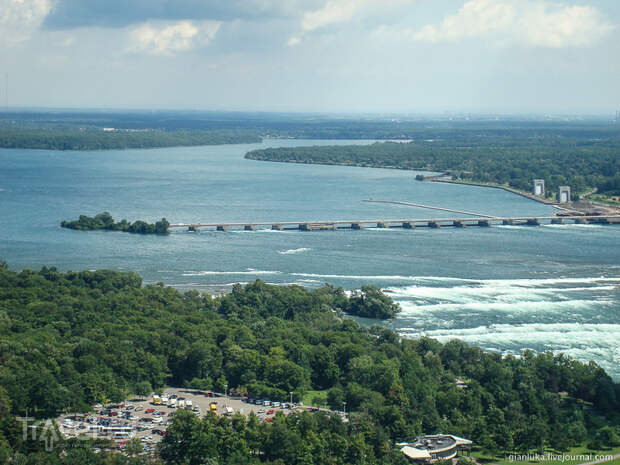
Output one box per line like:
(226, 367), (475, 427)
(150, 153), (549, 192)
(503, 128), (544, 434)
(168, 215), (620, 232)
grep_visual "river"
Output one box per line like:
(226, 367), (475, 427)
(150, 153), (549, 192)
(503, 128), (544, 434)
(1, 139), (618, 378)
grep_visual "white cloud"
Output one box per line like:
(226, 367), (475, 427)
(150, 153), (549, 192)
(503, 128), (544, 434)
(519, 4), (613, 48)
(411, 0), (613, 48)
(290, 0), (412, 44)
(287, 36), (301, 46)
(128, 20), (221, 56)
(0, 0), (52, 45)
(301, 0), (366, 32)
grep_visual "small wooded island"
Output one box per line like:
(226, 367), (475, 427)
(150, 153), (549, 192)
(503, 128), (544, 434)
(348, 285), (401, 319)
(61, 212), (169, 234)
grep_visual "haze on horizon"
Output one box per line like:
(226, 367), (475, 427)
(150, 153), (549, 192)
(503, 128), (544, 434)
(1, 0), (619, 115)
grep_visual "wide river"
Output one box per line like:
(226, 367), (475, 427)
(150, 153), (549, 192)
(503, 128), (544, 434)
(1, 139), (619, 378)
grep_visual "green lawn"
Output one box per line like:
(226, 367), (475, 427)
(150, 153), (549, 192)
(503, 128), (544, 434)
(301, 389), (329, 407)
(473, 445), (620, 465)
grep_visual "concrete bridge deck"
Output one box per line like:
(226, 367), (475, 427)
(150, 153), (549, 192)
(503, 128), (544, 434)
(168, 215), (620, 232)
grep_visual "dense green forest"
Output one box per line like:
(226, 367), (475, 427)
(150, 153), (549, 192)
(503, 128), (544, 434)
(246, 138), (620, 199)
(61, 212), (170, 234)
(0, 129), (260, 150)
(0, 262), (619, 464)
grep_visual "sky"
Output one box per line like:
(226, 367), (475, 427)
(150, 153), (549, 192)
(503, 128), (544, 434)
(0, 0), (619, 114)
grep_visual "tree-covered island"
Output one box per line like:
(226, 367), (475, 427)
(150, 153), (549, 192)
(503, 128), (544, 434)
(61, 212), (170, 234)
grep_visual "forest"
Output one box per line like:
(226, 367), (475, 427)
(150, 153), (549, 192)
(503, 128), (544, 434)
(0, 261), (619, 464)
(0, 129), (260, 151)
(245, 137), (620, 199)
(61, 212), (170, 234)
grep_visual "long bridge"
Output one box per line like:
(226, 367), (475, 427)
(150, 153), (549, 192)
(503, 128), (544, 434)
(169, 215), (620, 232)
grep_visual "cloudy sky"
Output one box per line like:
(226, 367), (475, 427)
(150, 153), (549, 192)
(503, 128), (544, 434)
(1, 0), (618, 114)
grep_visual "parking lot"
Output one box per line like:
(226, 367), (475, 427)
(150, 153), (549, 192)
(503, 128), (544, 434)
(56, 387), (301, 450)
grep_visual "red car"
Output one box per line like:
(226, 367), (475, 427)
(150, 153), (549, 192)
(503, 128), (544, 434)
(145, 408), (155, 414)
(267, 409), (274, 415)
(263, 418), (273, 423)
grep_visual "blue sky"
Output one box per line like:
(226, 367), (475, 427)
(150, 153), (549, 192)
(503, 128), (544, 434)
(0, 0), (618, 114)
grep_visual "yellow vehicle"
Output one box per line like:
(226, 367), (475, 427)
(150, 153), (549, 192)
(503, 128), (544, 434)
(209, 402), (217, 413)
(153, 395), (161, 405)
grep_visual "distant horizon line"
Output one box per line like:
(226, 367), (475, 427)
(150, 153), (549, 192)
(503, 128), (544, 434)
(0, 106), (619, 120)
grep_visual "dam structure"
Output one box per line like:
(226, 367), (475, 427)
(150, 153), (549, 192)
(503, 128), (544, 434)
(169, 215), (620, 232)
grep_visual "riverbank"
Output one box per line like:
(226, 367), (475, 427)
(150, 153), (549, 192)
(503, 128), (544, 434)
(430, 178), (620, 216)
(426, 176), (558, 205)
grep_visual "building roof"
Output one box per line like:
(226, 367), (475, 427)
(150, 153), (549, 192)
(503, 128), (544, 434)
(401, 446), (432, 460)
(399, 434), (473, 460)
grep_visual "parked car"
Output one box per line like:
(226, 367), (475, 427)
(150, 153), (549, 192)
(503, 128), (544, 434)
(145, 408), (155, 414)
(267, 409), (274, 415)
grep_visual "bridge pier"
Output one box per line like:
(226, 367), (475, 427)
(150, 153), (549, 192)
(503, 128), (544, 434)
(300, 223), (337, 231)
(551, 218), (564, 225)
(244, 225), (256, 231)
(216, 225), (228, 232)
(574, 218), (589, 224)
(351, 222), (364, 230)
(188, 225), (199, 232)
(452, 220), (465, 228)
(502, 219), (514, 226)
(478, 220), (490, 227)
(402, 222), (415, 229)
(428, 221), (440, 228)
(272, 224), (283, 230)
(526, 218), (540, 226)
(376, 222), (388, 228)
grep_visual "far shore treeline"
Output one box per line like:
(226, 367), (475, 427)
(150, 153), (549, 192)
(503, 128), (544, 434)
(0, 262), (619, 464)
(61, 212), (170, 234)
(0, 129), (261, 151)
(245, 137), (620, 201)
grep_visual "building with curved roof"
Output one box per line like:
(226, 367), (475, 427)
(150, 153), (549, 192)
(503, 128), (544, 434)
(398, 434), (473, 463)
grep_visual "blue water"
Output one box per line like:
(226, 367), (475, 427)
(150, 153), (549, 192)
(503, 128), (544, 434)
(1, 140), (619, 378)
